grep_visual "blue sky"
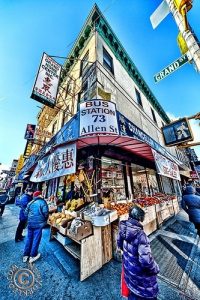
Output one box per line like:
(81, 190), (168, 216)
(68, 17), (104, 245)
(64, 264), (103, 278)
(0, 0), (200, 168)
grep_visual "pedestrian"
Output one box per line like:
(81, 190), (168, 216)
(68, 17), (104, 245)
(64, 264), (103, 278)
(15, 188), (34, 242)
(117, 205), (159, 300)
(0, 190), (8, 216)
(23, 190), (49, 263)
(181, 186), (200, 236)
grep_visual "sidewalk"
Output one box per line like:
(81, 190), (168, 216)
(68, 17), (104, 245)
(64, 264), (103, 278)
(0, 204), (200, 299)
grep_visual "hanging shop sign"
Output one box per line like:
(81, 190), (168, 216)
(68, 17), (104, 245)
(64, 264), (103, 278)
(79, 99), (119, 136)
(24, 141), (33, 158)
(162, 118), (193, 146)
(31, 53), (62, 108)
(152, 149), (181, 181)
(15, 155), (25, 175)
(30, 143), (76, 182)
(24, 124), (36, 140)
(35, 127), (52, 139)
(190, 170), (199, 180)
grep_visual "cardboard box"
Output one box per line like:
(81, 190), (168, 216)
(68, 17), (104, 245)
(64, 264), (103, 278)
(67, 220), (93, 241)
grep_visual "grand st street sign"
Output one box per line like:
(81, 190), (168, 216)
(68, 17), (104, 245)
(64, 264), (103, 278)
(154, 54), (188, 83)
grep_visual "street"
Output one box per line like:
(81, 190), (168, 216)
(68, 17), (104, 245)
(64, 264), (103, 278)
(0, 204), (200, 300)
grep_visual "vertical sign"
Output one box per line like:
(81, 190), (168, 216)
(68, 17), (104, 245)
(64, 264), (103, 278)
(31, 53), (62, 107)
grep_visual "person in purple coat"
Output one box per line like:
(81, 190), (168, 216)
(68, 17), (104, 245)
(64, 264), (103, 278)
(117, 205), (159, 300)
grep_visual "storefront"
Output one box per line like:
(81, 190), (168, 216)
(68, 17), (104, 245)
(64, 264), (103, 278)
(26, 99), (184, 280)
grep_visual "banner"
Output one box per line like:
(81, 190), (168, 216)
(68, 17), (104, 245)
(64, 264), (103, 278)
(79, 99), (119, 136)
(152, 149), (181, 181)
(30, 143), (76, 182)
(31, 53), (61, 108)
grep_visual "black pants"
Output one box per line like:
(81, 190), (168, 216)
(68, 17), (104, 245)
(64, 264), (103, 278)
(0, 204), (5, 216)
(15, 220), (27, 241)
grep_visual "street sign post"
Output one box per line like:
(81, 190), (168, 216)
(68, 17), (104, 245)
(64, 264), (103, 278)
(154, 53), (188, 83)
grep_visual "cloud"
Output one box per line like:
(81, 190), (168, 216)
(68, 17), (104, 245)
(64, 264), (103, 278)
(167, 112), (200, 160)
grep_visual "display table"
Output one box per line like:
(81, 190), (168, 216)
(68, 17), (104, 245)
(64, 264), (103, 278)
(49, 224), (112, 281)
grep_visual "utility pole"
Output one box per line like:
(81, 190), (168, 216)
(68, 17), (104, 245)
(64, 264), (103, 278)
(165, 0), (200, 72)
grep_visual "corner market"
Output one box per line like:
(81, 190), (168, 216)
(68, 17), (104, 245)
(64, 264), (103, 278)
(18, 99), (183, 280)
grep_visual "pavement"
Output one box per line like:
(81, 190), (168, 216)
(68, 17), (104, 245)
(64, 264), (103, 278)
(0, 204), (199, 300)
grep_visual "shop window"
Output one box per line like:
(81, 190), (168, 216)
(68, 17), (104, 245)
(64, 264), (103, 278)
(103, 47), (114, 74)
(131, 164), (148, 197)
(160, 176), (173, 194)
(146, 169), (159, 195)
(135, 88), (143, 107)
(101, 157), (126, 201)
(151, 108), (157, 125)
(80, 50), (89, 77)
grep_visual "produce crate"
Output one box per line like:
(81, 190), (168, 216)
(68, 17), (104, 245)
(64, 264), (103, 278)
(54, 232), (72, 246)
(67, 221), (93, 241)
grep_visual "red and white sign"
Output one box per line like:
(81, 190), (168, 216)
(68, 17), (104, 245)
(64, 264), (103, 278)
(152, 149), (180, 181)
(30, 143), (76, 182)
(190, 170), (199, 180)
(31, 53), (61, 108)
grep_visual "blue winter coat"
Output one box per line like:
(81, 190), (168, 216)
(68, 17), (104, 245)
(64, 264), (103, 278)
(19, 193), (33, 221)
(181, 186), (200, 223)
(117, 218), (159, 299)
(25, 197), (49, 228)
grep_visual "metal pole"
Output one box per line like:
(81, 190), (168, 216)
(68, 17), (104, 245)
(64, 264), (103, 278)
(166, 0), (200, 72)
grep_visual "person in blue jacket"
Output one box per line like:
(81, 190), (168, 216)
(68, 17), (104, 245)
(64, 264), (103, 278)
(117, 205), (159, 300)
(23, 191), (49, 263)
(15, 188), (33, 242)
(181, 185), (200, 236)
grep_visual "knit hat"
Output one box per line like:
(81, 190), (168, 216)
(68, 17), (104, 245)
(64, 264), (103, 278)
(33, 191), (42, 198)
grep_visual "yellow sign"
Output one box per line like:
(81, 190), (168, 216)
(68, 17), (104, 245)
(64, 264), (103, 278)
(177, 32), (188, 55)
(15, 155), (25, 175)
(97, 87), (111, 101)
(24, 141), (33, 158)
(174, 0), (192, 13)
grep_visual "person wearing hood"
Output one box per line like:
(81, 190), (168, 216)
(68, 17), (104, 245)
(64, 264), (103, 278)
(181, 186), (200, 236)
(23, 191), (49, 263)
(117, 205), (159, 300)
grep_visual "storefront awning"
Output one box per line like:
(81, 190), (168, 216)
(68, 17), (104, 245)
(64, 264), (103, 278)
(77, 135), (154, 161)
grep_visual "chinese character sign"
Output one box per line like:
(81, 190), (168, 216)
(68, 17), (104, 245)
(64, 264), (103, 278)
(30, 143), (76, 182)
(152, 149), (180, 181)
(31, 53), (61, 108)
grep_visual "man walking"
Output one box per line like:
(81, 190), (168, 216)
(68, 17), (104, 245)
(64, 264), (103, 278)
(181, 185), (200, 236)
(23, 191), (49, 263)
(15, 188), (33, 242)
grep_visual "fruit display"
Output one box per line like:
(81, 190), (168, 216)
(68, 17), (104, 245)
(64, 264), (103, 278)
(110, 203), (134, 216)
(48, 212), (73, 227)
(65, 198), (84, 212)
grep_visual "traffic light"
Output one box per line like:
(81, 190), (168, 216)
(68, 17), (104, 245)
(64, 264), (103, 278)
(174, 0), (193, 30)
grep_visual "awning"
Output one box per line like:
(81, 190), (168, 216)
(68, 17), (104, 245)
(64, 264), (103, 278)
(77, 135), (154, 161)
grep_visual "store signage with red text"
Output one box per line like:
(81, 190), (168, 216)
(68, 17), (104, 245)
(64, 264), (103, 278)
(31, 53), (61, 108)
(152, 149), (181, 181)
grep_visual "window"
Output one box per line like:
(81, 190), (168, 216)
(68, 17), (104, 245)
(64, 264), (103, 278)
(135, 88), (143, 107)
(151, 108), (157, 125)
(103, 48), (114, 74)
(80, 51), (89, 77)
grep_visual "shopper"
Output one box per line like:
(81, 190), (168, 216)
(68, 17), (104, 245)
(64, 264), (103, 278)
(0, 190), (8, 216)
(181, 186), (200, 236)
(117, 205), (159, 300)
(23, 191), (49, 263)
(15, 188), (33, 242)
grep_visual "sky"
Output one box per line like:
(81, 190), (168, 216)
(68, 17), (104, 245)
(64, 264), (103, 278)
(0, 0), (200, 168)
